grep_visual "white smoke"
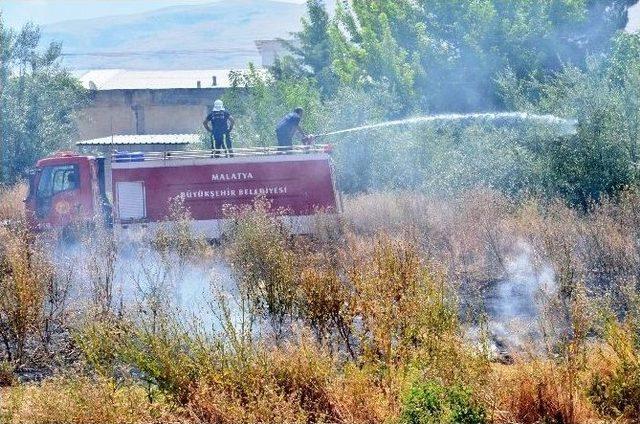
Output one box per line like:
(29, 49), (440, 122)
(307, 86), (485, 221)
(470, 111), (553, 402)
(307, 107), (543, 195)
(487, 241), (556, 352)
(52, 232), (558, 354)
(51, 236), (238, 331)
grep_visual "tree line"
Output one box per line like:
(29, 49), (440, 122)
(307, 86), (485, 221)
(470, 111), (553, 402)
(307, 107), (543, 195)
(225, 0), (640, 206)
(0, 13), (86, 184)
(2, 3), (640, 207)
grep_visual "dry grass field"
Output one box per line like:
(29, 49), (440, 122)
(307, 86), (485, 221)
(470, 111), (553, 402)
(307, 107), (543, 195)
(1, 186), (640, 423)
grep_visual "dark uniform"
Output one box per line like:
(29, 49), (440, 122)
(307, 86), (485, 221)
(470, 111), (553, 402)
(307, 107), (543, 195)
(205, 109), (233, 153)
(276, 111), (302, 148)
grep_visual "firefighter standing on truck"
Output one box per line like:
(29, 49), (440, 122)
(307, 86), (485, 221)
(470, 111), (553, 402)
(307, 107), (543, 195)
(203, 99), (235, 156)
(276, 107), (312, 150)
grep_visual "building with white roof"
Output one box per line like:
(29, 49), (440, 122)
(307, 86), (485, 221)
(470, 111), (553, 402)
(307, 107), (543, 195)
(75, 69), (241, 141)
(255, 39), (299, 67)
(76, 69), (236, 90)
(255, 40), (288, 67)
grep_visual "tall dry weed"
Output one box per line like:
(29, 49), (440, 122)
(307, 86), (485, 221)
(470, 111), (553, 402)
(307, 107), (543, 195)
(588, 320), (640, 421)
(0, 227), (71, 366)
(491, 360), (597, 424)
(2, 376), (179, 423)
(152, 197), (211, 261)
(0, 184), (26, 225)
(225, 196), (298, 339)
(343, 235), (460, 368)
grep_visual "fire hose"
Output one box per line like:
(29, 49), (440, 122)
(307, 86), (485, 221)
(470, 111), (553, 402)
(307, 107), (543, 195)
(303, 132), (330, 145)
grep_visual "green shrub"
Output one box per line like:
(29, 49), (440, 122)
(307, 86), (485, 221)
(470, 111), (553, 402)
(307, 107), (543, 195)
(400, 381), (486, 424)
(225, 197), (299, 338)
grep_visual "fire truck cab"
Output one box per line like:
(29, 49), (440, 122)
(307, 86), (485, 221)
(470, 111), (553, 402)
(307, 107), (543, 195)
(25, 153), (107, 231)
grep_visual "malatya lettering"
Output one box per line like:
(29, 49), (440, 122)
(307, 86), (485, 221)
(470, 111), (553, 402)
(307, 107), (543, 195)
(211, 172), (254, 181)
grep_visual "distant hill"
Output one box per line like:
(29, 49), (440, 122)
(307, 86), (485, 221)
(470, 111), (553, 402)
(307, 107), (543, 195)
(41, 0), (306, 70)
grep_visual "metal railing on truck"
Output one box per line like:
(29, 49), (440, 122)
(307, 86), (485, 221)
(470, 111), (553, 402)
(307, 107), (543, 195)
(111, 144), (333, 163)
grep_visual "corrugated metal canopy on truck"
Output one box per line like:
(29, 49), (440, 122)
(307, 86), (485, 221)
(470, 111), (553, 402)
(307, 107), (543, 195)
(76, 134), (198, 146)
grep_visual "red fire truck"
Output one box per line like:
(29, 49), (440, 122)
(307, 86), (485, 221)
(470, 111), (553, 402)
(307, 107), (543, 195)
(24, 145), (340, 238)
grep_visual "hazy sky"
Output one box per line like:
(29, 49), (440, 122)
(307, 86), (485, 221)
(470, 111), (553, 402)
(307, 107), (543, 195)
(1, 0), (638, 32)
(0, 0), (307, 28)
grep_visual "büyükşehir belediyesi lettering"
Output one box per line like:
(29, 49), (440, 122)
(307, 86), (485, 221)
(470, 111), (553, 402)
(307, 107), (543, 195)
(179, 186), (288, 199)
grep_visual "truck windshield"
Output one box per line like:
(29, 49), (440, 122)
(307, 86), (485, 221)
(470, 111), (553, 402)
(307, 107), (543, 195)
(37, 165), (80, 198)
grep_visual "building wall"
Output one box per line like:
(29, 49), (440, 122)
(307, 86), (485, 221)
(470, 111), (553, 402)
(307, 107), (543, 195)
(256, 40), (291, 67)
(77, 87), (226, 140)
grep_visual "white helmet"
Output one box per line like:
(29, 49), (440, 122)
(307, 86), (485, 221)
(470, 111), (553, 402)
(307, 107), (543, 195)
(213, 99), (224, 111)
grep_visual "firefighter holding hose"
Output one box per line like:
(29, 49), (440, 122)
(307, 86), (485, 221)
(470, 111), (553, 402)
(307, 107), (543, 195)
(276, 107), (314, 150)
(203, 99), (235, 156)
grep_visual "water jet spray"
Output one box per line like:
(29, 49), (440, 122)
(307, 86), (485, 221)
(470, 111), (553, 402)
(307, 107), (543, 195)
(311, 112), (578, 140)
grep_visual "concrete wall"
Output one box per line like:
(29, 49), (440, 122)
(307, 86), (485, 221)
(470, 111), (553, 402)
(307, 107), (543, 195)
(256, 40), (291, 67)
(77, 87), (226, 140)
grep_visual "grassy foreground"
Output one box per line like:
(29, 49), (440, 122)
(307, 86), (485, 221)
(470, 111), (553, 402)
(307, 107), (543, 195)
(0, 187), (640, 423)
